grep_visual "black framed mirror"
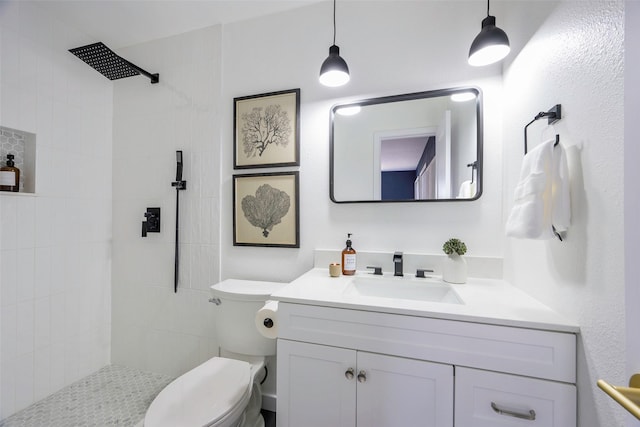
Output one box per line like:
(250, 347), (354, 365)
(330, 86), (483, 203)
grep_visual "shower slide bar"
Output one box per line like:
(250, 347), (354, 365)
(172, 151), (187, 293)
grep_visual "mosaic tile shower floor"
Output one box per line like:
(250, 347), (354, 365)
(0, 365), (173, 427)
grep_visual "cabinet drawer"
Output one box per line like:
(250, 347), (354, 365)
(278, 303), (576, 382)
(455, 367), (576, 427)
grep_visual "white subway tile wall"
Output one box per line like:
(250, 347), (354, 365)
(0, 0), (113, 419)
(110, 26), (221, 379)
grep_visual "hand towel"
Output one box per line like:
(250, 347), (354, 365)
(457, 180), (477, 198)
(551, 143), (571, 232)
(506, 138), (570, 239)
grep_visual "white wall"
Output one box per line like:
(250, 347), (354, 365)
(625, 2), (640, 425)
(111, 26), (222, 377)
(220, 1), (518, 284)
(0, 1), (113, 419)
(502, 1), (625, 426)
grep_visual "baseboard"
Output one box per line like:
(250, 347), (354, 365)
(262, 392), (277, 412)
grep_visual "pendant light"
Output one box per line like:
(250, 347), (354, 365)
(468, 0), (510, 67)
(319, 0), (350, 87)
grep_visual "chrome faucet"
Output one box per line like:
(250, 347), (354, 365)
(393, 252), (403, 277)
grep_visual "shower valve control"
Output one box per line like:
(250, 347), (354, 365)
(141, 207), (161, 237)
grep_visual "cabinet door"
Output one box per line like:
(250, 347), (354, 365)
(356, 352), (454, 427)
(276, 340), (356, 427)
(455, 367), (576, 427)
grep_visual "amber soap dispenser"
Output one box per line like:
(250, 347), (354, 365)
(341, 233), (357, 275)
(0, 154), (20, 192)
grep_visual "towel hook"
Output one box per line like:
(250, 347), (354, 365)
(524, 104), (561, 154)
(467, 161), (478, 183)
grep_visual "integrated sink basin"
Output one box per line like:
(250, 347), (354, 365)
(343, 276), (463, 304)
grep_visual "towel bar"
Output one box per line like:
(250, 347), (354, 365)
(597, 374), (640, 420)
(524, 104), (561, 155)
(523, 104), (563, 241)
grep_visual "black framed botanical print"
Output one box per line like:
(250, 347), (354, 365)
(233, 89), (300, 169)
(233, 171), (299, 248)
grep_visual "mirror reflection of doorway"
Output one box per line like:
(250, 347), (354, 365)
(374, 111), (451, 200)
(415, 158), (436, 199)
(378, 135), (434, 200)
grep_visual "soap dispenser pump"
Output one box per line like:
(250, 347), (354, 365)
(341, 233), (357, 275)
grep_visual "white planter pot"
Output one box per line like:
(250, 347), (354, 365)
(442, 253), (467, 284)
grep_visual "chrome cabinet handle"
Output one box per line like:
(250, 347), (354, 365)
(345, 368), (355, 380)
(357, 370), (367, 383)
(491, 402), (536, 420)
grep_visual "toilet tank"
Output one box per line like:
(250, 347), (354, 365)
(210, 279), (285, 357)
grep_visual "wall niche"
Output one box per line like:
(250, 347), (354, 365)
(0, 126), (36, 193)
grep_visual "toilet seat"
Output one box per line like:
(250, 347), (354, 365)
(144, 357), (252, 427)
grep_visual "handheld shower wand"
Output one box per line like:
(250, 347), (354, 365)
(175, 151), (184, 185)
(171, 151), (187, 293)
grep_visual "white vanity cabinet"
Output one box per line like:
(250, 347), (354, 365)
(275, 302), (577, 427)
(277, 340), (454, 427)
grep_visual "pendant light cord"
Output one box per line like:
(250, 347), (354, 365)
(486, 0), (490, 17)
(332, 0), (337, 45)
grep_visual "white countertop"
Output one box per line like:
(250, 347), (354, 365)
(271, 268), (580, 333)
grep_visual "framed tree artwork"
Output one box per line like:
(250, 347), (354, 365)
(234, 89), (300, 169)
(233, 171), (299, 248)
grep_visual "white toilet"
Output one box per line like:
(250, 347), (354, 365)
(142, 279), (284, 427)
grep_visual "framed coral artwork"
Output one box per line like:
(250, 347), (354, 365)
(233, 171), (299, 248)
(233, 89), (300, 169)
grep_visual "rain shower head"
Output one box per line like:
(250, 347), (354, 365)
(69, 42), (159, 84)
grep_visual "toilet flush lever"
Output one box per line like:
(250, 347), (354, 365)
(208, 297), (221, 305)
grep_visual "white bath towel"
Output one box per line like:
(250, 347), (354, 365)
(457, 180), (477, 198)
(551, 143), (571, 232)
(506, 138), (571, 239)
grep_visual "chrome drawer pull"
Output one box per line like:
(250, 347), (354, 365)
(491, 402), (536, 420)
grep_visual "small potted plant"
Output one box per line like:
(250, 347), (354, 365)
(442, 238), (468, 284)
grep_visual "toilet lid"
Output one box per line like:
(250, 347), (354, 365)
(144, 357), (251, 427)
(210, 279), (286, 302)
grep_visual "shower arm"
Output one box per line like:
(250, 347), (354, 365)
(120, 56), (159, 84)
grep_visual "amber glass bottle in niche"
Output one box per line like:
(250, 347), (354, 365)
(0, 154), (20, 192)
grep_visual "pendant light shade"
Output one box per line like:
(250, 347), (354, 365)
(468, 1), (510, 67)
(320, 45), (350, 87)
(320, 0), (350, 87)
